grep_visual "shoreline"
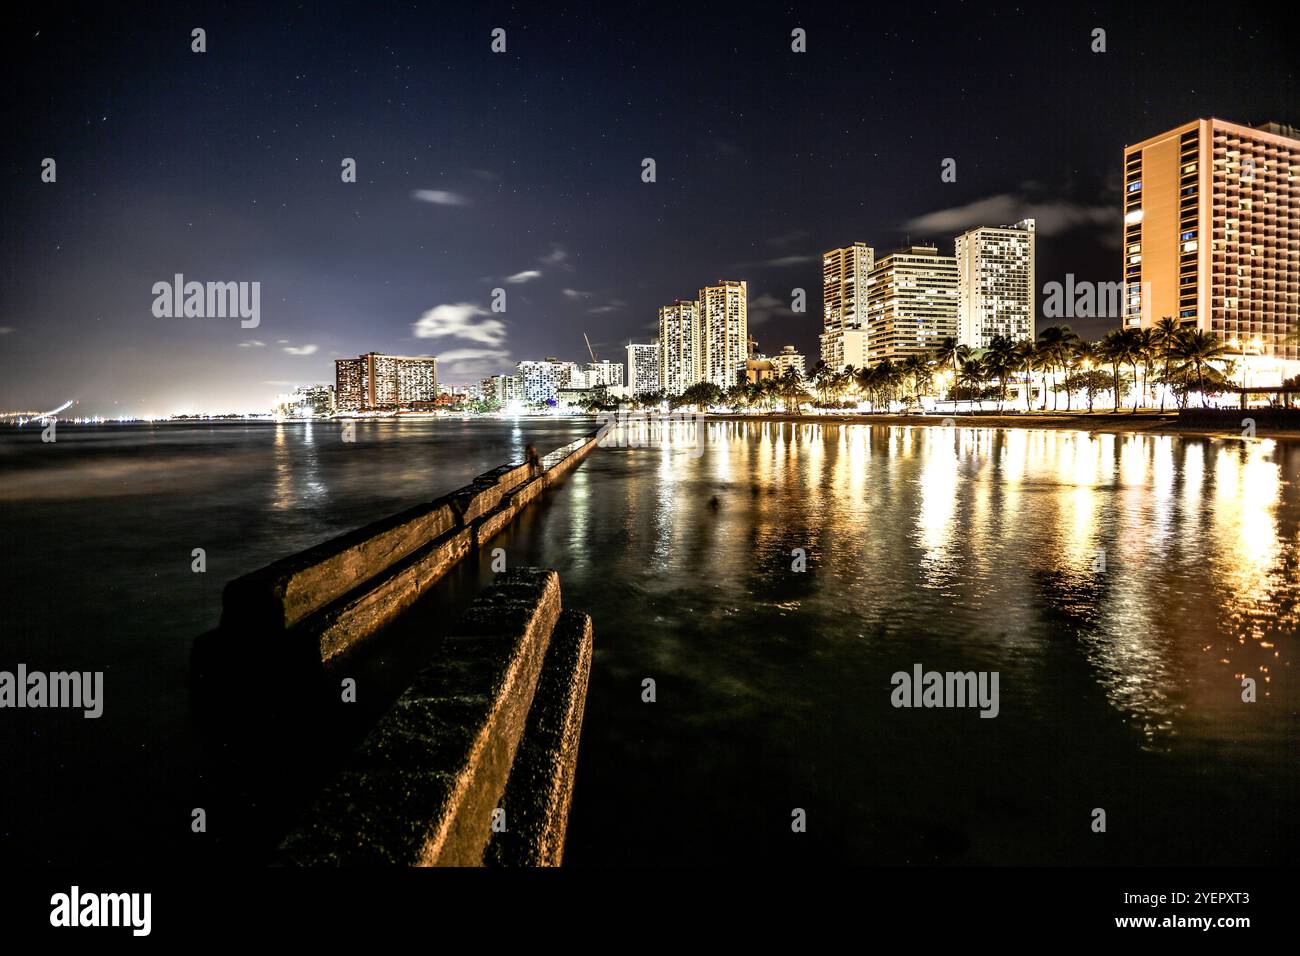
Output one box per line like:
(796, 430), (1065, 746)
(701, 411), (1300, 442)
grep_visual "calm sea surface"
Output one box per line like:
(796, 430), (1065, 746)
(1, 418), (1296, 864)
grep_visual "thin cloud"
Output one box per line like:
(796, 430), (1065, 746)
(905, 194), (1118, 238)
(413, 303), (507, 346)
(767, 229), (810, 248)
(540, 245), (573, 270)
(283, 344), (318, 356)
(239, 340), (266, 348)
(0, 326), (15, 335)
(562, 288), (591, 299)
(506, 270), (542, 284)
(412, 189), (471, 206)
(731, 254), (818, 269)
(437, 347), (512, 363)
(587, 299), (625, 314)
(437, 347), (513, 378)
(748, 293), (793, 327)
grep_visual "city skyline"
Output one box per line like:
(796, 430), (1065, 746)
(8, 125), (1296, 418)
(4, 4), (1295, 416)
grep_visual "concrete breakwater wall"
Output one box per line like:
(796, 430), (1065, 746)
(278, 568), (592, 866)
(193, 432), (599, 866)
(219, 430), (599, 665)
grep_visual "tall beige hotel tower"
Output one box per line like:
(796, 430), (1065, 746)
(1123, 118), (1300, 383)
(820, 243), (874, 371)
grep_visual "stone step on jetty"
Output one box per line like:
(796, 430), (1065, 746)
(215, 431), (599, 668)
(277, 568), (592, 867)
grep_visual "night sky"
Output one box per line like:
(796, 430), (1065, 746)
(2, 2), (1294, 415)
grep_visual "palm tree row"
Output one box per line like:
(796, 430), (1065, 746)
(599, 319), (1240, 415)
(806, 320), (1236, 413)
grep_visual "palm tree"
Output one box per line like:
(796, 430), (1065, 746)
(811, 361), (835, 405)
(983, 334), (1018, 411)
(1172, 330), (1228, 408)
(678, 381), (722, 412)
(1074, 342), (1098, 412)
(833, 366), (855, 405)
(1036, 325), (1082, 411)
(1013, 338), (1039, 411)
(956, 357), (986, 410)
(776, 367), (808, 413)
(1096, 331), (1126, 412)
(933, 337), (970, 401)
(856, 361), (896, 412)
(1102, 327), (1143, 413)
(1150, 317), (1181, 413)
(900, 355), (930, 406)
(1128, 327), (1157, 413)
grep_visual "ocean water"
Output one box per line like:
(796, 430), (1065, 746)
(1, 418), (1296, 864)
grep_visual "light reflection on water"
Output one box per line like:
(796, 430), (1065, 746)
(537, 421), (1296, 862)
(585, 421), (1294, 749)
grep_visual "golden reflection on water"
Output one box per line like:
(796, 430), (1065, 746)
(1212, 442), (1287, 665)
(915, 429), (958, 572)
(603, 420), (1297, 747)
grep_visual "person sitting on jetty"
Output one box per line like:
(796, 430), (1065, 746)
(525, 443), (541, 477)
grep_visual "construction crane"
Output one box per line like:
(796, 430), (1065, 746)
(583, 332), (597, 364)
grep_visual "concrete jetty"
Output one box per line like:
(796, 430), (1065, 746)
(193, 431), (600, 866)
(219, 431), (598, 664)
(278, 568), (592, 866)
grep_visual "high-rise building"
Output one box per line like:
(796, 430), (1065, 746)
(517, 358), (579, 403)
(583, 360), (625, 388)
(1122, 118), (1300, 380)
(626, 342), (661, 395)
(481, 374), (521, 405)
(335, 358), (368, 410)
(698, 279), (748, 389)
(273, 384), (336, 418)
(865, 246), (959, 364)
(956, 220), (1035, 349)
(771, 345), (807, 378)
(298, 384), (336, 416)
(820, 242), (875, 371)
(372, 354), (439, 407)
(659, 299), (699, 395)
(334, 353), (438, 410)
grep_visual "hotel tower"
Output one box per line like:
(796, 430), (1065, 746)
(1122, 118), (1300, 382)
(820, 242), (875, 371)
(698, 280), (749, 390)
(335, 352), (439, 411)
(956, 220), (1035, 349)
(658, 299), (700, 395)
(865, 246), (959, 364)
